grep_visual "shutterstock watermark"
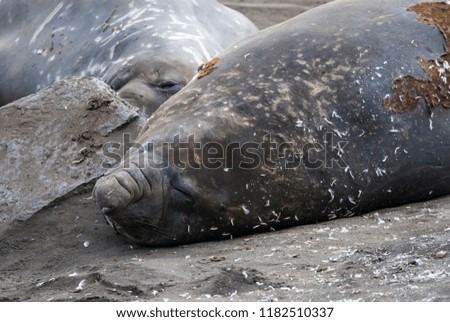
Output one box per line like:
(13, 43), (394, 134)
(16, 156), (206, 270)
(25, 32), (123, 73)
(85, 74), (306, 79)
(101, 133), (348, 170)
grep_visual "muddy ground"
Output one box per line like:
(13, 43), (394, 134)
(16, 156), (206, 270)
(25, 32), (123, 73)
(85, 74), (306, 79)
(1, 0), (449, 302)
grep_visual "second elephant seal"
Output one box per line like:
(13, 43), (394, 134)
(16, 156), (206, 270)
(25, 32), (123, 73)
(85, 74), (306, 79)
(0, 0), (258, 115)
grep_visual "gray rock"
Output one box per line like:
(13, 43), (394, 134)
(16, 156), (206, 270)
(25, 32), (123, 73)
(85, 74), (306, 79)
(0, 77), (144, 222)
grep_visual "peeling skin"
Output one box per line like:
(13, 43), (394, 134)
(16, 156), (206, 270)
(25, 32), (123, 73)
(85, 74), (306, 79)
(384, 2), (450, 112)
(197, 57), (220, 79)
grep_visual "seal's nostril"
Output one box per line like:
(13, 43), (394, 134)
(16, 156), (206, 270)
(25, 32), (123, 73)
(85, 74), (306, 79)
(101, 207), (116, 215)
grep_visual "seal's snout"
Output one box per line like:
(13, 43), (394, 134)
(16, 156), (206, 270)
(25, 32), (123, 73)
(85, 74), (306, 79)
(93, 164), (172, 245)
(93, 167), (150, 216)
(93, 174), (135, 215)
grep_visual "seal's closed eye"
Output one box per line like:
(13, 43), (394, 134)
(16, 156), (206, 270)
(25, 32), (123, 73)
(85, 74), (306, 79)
(158, 80), (182, 90)
(157, 81), (183, 97)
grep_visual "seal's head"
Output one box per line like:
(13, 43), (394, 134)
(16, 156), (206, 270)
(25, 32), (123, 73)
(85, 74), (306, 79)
(92, 133), (269, 246)
(104, 55), (192, 117)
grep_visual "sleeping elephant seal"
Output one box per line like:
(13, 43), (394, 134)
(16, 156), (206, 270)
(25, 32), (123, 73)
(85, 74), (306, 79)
(94, 0), (450, 246)
(0, 0), (257, 116)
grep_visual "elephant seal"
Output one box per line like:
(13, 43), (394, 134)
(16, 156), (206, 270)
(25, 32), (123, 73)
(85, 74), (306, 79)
(0, 0), (257, 116)
(93, 0), (450, 246)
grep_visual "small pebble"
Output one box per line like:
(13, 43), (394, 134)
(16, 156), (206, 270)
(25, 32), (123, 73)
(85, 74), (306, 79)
(435, 250), (447, 258)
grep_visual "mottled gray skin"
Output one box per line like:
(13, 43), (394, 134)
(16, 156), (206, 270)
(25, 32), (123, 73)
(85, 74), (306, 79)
(94, 0), (450, 246)
(0, 0), (257, 116)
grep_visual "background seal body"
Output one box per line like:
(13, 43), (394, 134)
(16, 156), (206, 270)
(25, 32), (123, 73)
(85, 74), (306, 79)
(0, 0), (258, 115)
